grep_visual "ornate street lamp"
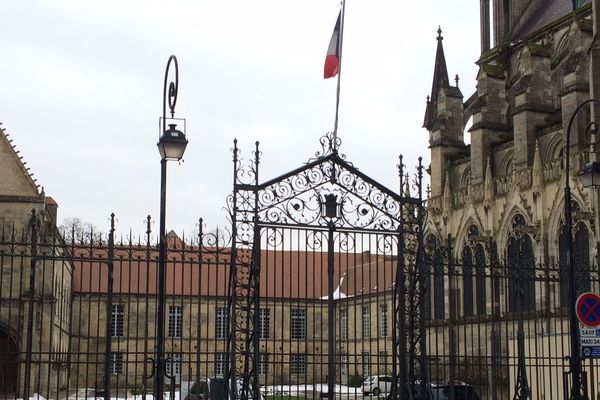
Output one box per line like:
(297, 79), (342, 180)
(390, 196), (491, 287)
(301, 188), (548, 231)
(577, 161), (600, 188)
(155, 55), (187, 400)
(158, 123), (188, 161)
(564, 98), (598, 400)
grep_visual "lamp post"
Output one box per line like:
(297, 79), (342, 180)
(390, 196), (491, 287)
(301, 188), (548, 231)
(155, 55), (188, 400)
(564, 98), (600, 400)
(321, 193), (342, 400)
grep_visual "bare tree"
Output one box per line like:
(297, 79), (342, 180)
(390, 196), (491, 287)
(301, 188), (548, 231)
(58, 217), (104, 242)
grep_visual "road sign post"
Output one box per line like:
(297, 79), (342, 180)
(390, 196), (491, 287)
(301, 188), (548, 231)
(576, 292), (600, 359)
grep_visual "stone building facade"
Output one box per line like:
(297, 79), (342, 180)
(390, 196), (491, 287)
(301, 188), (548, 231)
(0, 126), (72, 398)
(425, 0), (599, 265)
(422, 0), (600, 398)
(66, 244), (397, 390)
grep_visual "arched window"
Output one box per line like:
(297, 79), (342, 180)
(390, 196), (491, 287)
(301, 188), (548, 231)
(474, 243), (487, 316)
(506, 214), (536, 312)
(462, 225), (487, 317)
(461, 168), (471, 190)
(558, 220), (592, 307)
(558, 226), (568, 307)
(463, 246), (474, 317)
(574, 223), (591, 294)
(500, 152), (514, 177)
(426, 234), (445, 320)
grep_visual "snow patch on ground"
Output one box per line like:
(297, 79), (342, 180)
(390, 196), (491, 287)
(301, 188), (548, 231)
(262, 383), (362, 396)
(16, 394), (48, 400)
(19, 384), (364, 400)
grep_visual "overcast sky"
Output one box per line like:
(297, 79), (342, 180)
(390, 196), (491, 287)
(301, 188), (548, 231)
(2, 1), (479, 238)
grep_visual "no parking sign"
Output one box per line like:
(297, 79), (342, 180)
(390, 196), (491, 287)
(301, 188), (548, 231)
(576, 292), (600, 328)
(577, 292), (600, 359)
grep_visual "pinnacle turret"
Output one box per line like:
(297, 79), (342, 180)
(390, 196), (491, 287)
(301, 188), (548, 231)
(423, 27), (451, 130)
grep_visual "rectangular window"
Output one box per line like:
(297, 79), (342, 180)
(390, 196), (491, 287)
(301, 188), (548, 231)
(290, 353), (306, 375)
(259, 308), (270, 340)
(110, 304), (124, 337)
(379, 303), (388, 338)
(362, 305), (370, 339)
(165, 353), (182, 377)
(215, 307), (228, 339)
(339, 308), (348, 340)
(362, 352), (371, 376)
(291, 309), (306, 340)
(258, 353), (269, 374)
(340, 353), (348, 380)
(109, 352), (123, 374)
(378, 351), (387, 373)
(168, 306), (183, 338)
(215, 352), (226, 377)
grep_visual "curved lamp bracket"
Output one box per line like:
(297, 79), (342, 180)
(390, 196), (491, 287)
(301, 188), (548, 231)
(162, 55), (179, 132)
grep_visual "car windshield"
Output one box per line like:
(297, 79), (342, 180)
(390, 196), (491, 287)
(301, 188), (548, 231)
(191, 380), (208, 395)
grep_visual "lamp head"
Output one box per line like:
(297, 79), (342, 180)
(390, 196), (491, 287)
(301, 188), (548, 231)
(158, 123), (188, 161)
(577, 161), (600, 188)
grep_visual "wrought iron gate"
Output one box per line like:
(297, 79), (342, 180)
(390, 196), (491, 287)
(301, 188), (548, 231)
(226, 133), (426, 400)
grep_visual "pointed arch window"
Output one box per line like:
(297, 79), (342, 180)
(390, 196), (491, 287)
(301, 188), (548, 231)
(558, 225), (569, 307)
(461, 168), (471, 190)
(558, 216), (592, 307)
(506, 214), (536, 313)
(462, 225), (487, 317)
(474, 243), (487, 315)
(426, 234), (445, 320)
(462, 246), (474, 317)
(574, 223), (591, 292)
(500, 152), (514, 178)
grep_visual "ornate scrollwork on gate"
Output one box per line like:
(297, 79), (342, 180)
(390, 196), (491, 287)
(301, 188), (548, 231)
(310, 131), (346, 161)
(256, 138), (406, 230)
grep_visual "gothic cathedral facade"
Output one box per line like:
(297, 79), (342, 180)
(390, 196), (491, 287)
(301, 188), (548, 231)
(425, 0), (599, 275)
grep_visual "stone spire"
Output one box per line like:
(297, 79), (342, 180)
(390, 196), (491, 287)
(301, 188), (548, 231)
(423, 27), (450, 130)
(532, 140), (543, 195)
(404, 173), (411, 198)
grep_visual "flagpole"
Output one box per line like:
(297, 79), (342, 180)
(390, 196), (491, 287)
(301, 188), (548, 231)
(332, 0), (346, 152)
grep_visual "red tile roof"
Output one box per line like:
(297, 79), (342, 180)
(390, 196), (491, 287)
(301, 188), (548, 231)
(71, 236), (396, 299)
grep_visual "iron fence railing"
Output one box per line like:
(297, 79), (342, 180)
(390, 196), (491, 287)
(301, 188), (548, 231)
(1, 218), (598, 400)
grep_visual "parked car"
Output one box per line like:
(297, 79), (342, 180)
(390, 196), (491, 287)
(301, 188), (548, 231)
(362, 375), (393, 396)
(384, 381), (480, 400)
(184, 377), (265, 400)
(429, 382), (480, 400)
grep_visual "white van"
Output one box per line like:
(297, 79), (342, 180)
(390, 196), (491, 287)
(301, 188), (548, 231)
(362, 375), (393, 396)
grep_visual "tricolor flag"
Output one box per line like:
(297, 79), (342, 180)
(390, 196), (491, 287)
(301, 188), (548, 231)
(324, 12), (341, 79)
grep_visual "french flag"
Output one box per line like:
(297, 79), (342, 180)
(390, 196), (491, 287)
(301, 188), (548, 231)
(324, 12), (341, 79)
